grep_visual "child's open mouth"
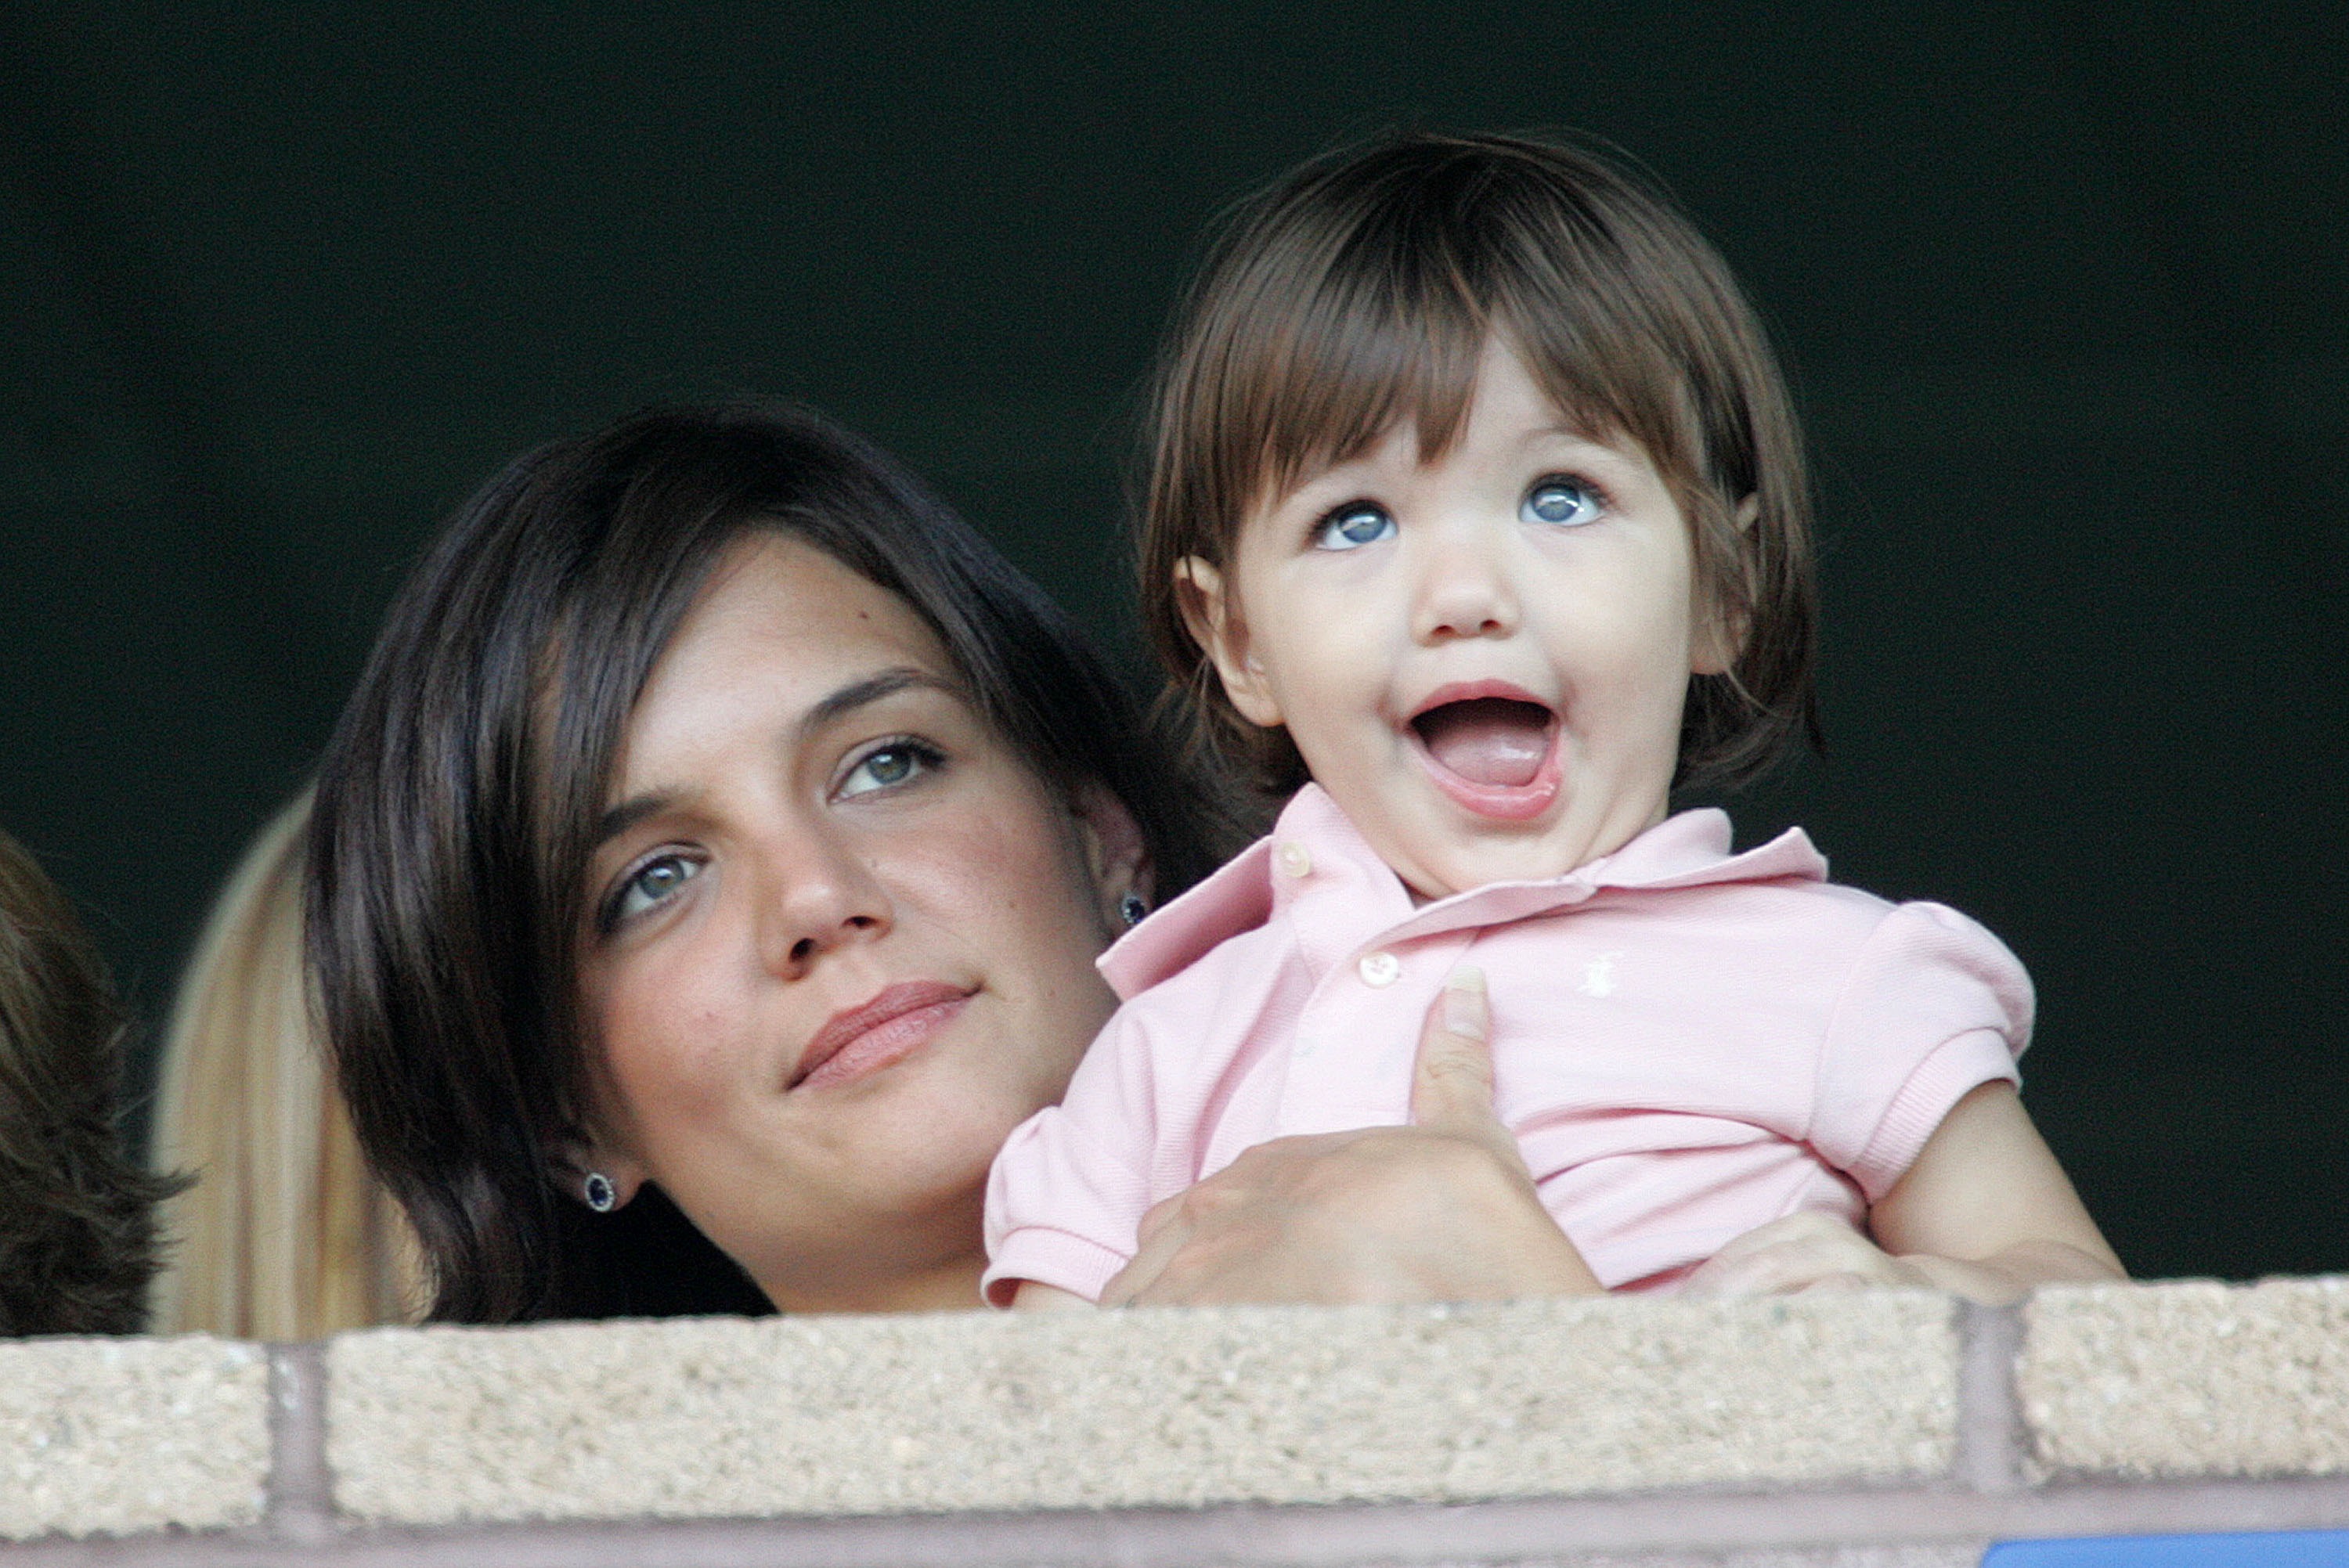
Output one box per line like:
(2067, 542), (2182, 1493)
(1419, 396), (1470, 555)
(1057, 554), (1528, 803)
(1407, 688), (1563, 820)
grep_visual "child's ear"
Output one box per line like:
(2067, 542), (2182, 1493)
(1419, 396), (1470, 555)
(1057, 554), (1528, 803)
(1690, 494), (1759, 678)
(1174, 556), (1284, 728)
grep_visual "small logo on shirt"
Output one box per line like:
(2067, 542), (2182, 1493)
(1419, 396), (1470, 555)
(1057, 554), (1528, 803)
(1579, 952), (1624, 998)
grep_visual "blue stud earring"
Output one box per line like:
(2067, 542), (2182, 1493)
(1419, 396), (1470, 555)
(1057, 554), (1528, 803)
(1119, 892), (1149, 928)
(583, 1172), (618, 1213)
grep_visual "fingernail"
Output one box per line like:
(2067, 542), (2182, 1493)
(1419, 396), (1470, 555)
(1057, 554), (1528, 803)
(1444, 966), (1488, 1039)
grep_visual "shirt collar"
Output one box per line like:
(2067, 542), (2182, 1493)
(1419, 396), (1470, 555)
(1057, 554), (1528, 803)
(1099, 782), (1829, 998)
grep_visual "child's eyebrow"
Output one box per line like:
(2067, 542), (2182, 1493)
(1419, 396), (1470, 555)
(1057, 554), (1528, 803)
(1524, 424), (1647, 465)
(1523, 418), (1616, 445)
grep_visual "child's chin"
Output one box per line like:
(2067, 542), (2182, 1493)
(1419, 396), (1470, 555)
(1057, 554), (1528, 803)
(1401, 834), (1577, 902)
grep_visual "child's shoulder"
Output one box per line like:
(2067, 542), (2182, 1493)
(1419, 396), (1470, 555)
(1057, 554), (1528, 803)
(1666, 871), (2033, 1047)
(1098, 836), (1284, 1003)
(1574, 817), (2023, 989)
(1700, 867), (1902, 932)
(1724, 867), (2019, 967)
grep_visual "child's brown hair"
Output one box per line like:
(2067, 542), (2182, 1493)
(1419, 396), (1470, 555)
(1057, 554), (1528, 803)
(1138, 131), (1820, 801)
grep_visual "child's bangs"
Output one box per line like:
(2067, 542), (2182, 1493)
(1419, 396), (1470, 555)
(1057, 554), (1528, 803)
(1223, 241), (1667, 518)
(1230, 271), (1485, 510)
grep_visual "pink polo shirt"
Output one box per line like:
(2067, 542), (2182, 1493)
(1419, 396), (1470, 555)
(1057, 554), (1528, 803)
(983, 784), (2029, 1305)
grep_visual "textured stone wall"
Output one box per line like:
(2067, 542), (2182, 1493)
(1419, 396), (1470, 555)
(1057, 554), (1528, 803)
(2, 1279), (2346, 1566)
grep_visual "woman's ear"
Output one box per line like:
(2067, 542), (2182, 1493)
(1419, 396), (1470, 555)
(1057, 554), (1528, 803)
(1174, 556), (1283, 728)
(1690, 495), (1760, 678)
(1070, 780), (1152, 932)
(549, 1136), (648, 1213)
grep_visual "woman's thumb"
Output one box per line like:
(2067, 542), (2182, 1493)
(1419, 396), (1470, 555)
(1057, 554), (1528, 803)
(1409, 967), (1506, 1132)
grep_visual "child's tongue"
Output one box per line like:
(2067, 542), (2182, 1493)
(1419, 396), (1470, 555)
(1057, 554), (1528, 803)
(1414, 697), (1553, 788)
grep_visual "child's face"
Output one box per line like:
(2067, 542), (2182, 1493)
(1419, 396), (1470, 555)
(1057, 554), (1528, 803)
(1181, 337), (1729, 899)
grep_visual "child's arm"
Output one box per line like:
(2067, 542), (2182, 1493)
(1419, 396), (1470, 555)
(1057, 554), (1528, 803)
(1683, 1081), (2123, 1303)
(1010, 1281), (1096, 1310)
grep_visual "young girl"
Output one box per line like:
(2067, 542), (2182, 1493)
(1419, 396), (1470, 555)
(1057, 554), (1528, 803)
(985, 133), (2121, 1308)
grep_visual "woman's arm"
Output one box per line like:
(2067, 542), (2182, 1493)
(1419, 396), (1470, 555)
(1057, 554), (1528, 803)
(1681, 1080), (2125, 1304)
(1098, 969), (1604, 1307)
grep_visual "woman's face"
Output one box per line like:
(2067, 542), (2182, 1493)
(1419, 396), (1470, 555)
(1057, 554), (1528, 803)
(574, 532), (1140, 1313)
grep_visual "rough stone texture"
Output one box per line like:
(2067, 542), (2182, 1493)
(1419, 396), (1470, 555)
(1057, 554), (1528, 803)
(2019, 1275), (2349, 1480)
(327, 1293), (1961, 1527)
(0, 1335), (270, 1540)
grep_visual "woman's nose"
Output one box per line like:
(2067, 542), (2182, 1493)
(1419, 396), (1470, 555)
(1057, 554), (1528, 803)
(1409, 528), (1521, 644)
(754, 831), (893, 978)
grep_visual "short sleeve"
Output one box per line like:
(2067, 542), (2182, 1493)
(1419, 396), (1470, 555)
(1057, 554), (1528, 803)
(981, 1004), (1160, 1307)
(1810, 901), (2032, 1202)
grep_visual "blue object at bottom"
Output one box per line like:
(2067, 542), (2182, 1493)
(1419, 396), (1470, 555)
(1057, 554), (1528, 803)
(1985, 1531), (2349, 1566)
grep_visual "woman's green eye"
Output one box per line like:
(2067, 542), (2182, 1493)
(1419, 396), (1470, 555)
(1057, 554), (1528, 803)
(1312, 502), (1396, 551)
(1523, 476), (1602, 528)
(837, 741), (941, 798)
(610, 854), (700, 925)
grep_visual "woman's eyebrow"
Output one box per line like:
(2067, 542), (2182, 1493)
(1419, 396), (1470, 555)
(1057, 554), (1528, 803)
(593, 667), (957, 850)
(594, 791), (680, 852)
(798, 665), (958, 736)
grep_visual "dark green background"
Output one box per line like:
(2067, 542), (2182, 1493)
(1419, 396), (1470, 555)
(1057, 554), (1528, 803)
(2, 3), (2341, 1280)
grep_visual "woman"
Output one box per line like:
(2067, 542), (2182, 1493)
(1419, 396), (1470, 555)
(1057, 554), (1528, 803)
(309, 400), (1594, 1322)
(147, 790), (425, 1338)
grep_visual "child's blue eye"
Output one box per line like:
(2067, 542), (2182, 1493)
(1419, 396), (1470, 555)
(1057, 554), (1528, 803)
(604, 852), (702, 928)
(1523, 477), (1602, 528)
(1313, 502), (1396, 551)
(837, 739), (942, 799)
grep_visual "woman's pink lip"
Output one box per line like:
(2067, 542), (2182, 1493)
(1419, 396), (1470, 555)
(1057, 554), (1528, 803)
(792, 981), (973, 1093)
(1405, 679), (1563, 822)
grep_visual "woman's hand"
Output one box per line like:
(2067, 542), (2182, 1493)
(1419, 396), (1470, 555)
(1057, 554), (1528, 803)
(1097, 968), (1603, 1307)
(1681, 1082), (2126, 1306)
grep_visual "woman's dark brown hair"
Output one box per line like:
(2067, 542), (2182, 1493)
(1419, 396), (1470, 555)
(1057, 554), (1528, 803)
(1139, 131), (1821, 800)
(0, 827), (183, 1335)
(309, 401), (1218, 1324)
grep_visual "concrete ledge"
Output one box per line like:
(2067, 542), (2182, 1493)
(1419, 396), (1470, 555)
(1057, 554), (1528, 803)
(5, 1281), (2348, 1563)
(2018, 1277), (2349, 1480)
(0, 1335), (269, 1541)
(327, 1293), (1961, 1525)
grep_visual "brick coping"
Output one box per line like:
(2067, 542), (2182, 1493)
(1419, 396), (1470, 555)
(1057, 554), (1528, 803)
(2, 1278), (2344, 1561)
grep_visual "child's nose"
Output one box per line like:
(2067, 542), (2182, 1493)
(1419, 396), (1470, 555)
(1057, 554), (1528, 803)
(1410, 535), (1521, 643)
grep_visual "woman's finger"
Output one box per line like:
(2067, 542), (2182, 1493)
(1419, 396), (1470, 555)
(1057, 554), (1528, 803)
(1099, 1190), (1193, 1307)
(1408, 968), (1517, 1162)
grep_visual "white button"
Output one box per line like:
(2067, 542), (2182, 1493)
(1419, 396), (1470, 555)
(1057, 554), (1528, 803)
(1357, 950), (1402, 987)
(1276, 842), (1313, 878)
